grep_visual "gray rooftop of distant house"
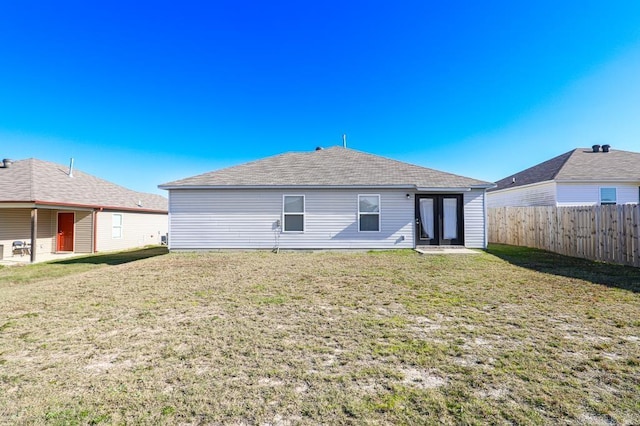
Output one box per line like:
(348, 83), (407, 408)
(159, 147), (493, 189)
(0, 158), (168, 212)
(490, 147), (640, 192)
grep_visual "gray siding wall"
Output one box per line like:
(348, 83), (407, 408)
(168, 188), (488, 250)
(463, 189), (488, 249)
(168, 189), (415, 250)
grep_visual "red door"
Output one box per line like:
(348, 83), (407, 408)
(57, 212), (75, 252)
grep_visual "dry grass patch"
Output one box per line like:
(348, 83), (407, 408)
(1, 245), (639, 424)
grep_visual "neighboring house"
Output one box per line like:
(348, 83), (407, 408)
(487, 145), (640, 207)
(158, 147), (494, 250)
(0, 158), (168, 262)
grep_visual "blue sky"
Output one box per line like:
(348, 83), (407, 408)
(1, 1), (640, 195)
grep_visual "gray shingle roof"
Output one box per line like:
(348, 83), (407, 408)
(159, 147), (492, 189)
(490, 148), (640, 192)
(0, 158), (167, 212)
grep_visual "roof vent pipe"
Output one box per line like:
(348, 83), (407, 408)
(602, 144), (610, 153)
(2, 159), (13, 168)
(68, 157), (74, 177)
(342, 134), (347, 148)
(315, 146), (323, 151)
(592, 144), (600, 153)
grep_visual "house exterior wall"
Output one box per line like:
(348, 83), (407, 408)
(74, 211), (93, 253)
(486, 182), (557, 208)
(0, 209), (32, 259)
(95, 210), (168, 252)
(168, 188), (415, 250)
(49, 210), (93, 253)
(463, 189), (488, 249)
(556, 182), (640, 206)
(35, 209), (54, 255)
(167, 188), (488, 250)
(0, 208), (55, 258)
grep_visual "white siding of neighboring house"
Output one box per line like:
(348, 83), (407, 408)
(463, 189), (488, 249)
(556, 182), (640, 206)
(168, 189), (416, 250)
(167, 188), (489, 250)
(96, 211), (168, 252)
(486, 181), (557, 207)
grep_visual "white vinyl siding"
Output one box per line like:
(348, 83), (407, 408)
(488, 181), (640, 207)
(168, 188), (489, 250)
(486, 181), (557, 207)
(96, 211), (168, 252)
(463, 189), (488, 249)
(168, 189), (415, 250)
(557, 183), (640, 206)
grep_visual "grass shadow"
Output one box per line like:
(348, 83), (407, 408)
(487, 243), (640, 293)
(50, 246), (169, 266)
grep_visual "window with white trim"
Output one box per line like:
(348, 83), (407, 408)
(283, 195), (304, 232)
(600, 187), (616, 205)
(112, 214), (123, 238)
(358, 194), (380, 232)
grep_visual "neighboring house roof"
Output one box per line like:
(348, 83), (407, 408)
(0, 158), (168, 212)
(490, 148), (640, 192)
(159, 147), (492, 189)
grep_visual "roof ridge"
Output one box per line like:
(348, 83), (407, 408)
(551, 148), (579, 180)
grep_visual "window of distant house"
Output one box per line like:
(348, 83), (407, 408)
(283, 195), (304, 232)
(359, 194), (380, 232)
(112, 214), (123, 238)
(600, 188), (617, 205)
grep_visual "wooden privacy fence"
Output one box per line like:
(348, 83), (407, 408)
(488, 205), (640, 267)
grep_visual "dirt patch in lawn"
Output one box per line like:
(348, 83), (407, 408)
(1, 248), (639, 424)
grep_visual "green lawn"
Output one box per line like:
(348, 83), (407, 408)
(1, 245), (639, 425)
